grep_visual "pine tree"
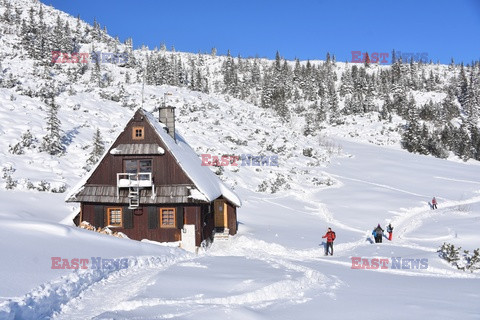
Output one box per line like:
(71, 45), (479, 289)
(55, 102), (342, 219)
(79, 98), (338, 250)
(85, 128), (105, 171)
(222, 50), (238, 96)
(41, 98), (64, 155)
(442, 90), (460, 121)
(339, 68), (354, 97)
(401, 117), (422, 153)
(62, 20), (73, 53)
(75, 15), (83, 41)
(51, 15), (63, 51)
(328, 85), (339, 123)
(364, 52), (370, 68)
(249, 58), (261, 90)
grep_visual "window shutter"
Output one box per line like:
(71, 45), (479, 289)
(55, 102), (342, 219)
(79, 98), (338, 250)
(148, 207), (158, 229)
(176, 206), (184, 229)
(123, 207), (133, 229)
(94, 206), (105, 228)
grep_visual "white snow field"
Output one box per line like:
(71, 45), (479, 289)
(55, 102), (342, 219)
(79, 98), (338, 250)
(0, 1), (479, 318)
(1, 127), (480, 319)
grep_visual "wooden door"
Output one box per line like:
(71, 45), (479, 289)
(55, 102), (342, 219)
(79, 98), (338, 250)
(214, 199), (227, 228)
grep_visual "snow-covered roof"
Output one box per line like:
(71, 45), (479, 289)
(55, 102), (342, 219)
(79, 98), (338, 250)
(66, 108), (241, 207)
(143, 109), (241, 207)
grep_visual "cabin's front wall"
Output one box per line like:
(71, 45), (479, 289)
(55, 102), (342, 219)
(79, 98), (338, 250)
(81, 203), (212, 245)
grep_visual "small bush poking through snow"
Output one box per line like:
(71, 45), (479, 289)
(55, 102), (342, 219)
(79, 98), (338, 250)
(9, 130), (38, 155)
(438, 243), (480, 272)
(2, 164), (17, 190)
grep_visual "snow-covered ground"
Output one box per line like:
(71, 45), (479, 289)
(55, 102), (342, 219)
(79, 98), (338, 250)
(1, 129), (480, 319)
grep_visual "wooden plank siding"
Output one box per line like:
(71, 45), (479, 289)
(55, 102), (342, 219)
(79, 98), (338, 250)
(72, 185), (205, 204)
(86, 113), (193, 186)
(81, 203), (210, 243)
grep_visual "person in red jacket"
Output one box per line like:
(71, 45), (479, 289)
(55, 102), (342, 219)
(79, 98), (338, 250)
(432, 197), (437, 210)
(322, 227), (336, 256)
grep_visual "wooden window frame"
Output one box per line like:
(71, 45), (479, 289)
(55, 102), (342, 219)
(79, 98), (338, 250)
(107, 207), (123, 227)
(124, 159), (152, 178)
(132, 126), (144, 140)
(160, 208), (176, 228)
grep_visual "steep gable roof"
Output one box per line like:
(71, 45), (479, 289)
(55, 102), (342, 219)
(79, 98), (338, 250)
(143, 109), (241, 207)
(66, 108), (241, 207)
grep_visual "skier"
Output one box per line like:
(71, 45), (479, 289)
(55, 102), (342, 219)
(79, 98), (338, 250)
(322, 227), (336, 256)
(386, 223), (393, 241)
(374, 224), (384, 243)
(432, 197), (437, 210)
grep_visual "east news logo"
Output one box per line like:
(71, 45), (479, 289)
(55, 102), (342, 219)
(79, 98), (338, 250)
(351, 257), (428, 269)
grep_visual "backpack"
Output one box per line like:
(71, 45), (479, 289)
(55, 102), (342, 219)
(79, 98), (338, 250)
(331, 231), (336, 241)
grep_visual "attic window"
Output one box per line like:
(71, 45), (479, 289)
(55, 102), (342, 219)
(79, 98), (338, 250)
(132, 126), (144, 140)
(107, 208), (123, 227)
(160, 208), (176, 228)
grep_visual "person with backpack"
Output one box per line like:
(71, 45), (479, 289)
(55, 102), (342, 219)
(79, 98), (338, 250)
(322, 227), (336, 256)
(374, 224), (384, 243)
(432, 197), (437, 210)
(386, 223), (393, 241)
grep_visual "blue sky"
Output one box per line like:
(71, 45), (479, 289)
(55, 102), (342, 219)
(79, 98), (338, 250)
(41, 0), (480, 64)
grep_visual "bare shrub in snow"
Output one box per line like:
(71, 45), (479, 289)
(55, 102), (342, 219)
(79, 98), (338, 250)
(318, 135), (343, 156)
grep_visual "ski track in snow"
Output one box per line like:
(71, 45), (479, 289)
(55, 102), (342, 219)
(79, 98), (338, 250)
(0, 255), (192, 320)
(249, 193), (365, 234)
(391, 194), (480, 241)
(434, 176), (480, 185)
(329, 173), (430, 198)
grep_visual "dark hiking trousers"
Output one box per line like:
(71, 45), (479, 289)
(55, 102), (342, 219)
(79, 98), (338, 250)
(325, 242), (333, 255)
